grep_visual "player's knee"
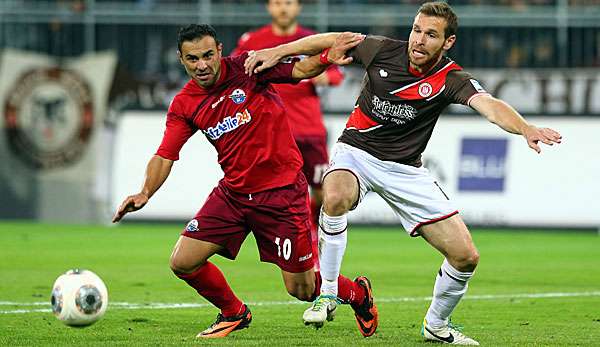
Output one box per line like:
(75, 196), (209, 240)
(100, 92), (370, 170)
(468, 250), (480, 268)
(322, 191), (352, 216)
(169, 254), (201, 275)
(451, 250), (480, 272)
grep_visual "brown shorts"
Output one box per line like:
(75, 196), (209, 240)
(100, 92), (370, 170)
(182, 172), (314, 273)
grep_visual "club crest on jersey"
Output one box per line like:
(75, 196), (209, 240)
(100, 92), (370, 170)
(418, 82), (433, 97)
(204, 109), (252, 140)
(230, 89), (246, 104)
(185, 219), (199, 232)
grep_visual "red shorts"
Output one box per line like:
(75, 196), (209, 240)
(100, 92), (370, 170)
(182, 172), (314, 273)
(295, 136), (329, 189)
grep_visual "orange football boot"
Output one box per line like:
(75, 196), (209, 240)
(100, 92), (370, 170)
(351, 276), (378, 337)
(197, 304), (252, 338)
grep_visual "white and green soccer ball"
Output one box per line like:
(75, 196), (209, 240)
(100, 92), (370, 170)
(51, 269), (108, 326)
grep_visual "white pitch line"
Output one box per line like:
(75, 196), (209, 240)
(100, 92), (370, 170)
(2, 291), (600, 314)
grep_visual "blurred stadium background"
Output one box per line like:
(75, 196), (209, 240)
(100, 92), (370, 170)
(0, 0), (598, 227)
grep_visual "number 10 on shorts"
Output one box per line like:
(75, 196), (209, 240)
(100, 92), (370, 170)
(275, 237), (291, 260)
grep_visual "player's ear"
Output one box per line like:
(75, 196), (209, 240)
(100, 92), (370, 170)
(217, 42), (224, 56)
(177, 50), (184, 64)
(443, 34), (456, 51)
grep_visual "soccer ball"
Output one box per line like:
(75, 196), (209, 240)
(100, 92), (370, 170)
(50, 269), (108, 326)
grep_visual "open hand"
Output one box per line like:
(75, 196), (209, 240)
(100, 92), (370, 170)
(244, 48), (281, 76)
(324, 32), (365, 65)
(112, 193), (149, 223)
(523, 125), (562, 153)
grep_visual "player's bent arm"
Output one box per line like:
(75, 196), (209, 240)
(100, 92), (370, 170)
(245, 32), (364, 75)
(312, 67), (344, 87)
(470, 94), (562, 153)
(292, 55), (329, 80)
(292, 32), (364, 80)
(244, 33), (340, 75)
(273, 33), (342, 59)
(112, 155), (173, 223)
(311, 72), (330, 86)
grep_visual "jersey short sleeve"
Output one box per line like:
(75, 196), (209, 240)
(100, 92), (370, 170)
(348, 35), (389, 68)
(155, 99), (196, 161)
(256, 57), (300, 84)
(228, 52), (298, 85)
(444, 70), (489, 106)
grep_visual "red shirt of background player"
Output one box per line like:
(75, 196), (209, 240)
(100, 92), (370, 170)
(232, 25), (343, 138)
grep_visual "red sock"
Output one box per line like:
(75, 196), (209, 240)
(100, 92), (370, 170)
(175, 262), (243, 317)
(337, 274), (366, 306)
(312, 271), (366, 306)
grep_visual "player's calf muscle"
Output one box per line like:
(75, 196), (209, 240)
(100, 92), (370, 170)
(286, 283), (315, 301)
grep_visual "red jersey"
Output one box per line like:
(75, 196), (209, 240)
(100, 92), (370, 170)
(232, 25), (344, 138)
(156, 53), (303, 194)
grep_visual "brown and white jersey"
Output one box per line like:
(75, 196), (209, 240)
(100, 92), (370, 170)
(339, 35), (489, 166)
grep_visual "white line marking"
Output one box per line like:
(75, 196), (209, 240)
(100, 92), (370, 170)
(2, 291), (599, 314)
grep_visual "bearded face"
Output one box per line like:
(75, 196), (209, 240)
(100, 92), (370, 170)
(408, 13), (456, 73)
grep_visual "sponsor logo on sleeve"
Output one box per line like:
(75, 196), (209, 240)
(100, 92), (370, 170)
(458, 138), (508, 192)
(469, 79), (486, 93)
(185, 219), (199, 232)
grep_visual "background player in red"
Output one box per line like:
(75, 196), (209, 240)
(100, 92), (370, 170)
(245, 1), (562, 344)
(232, 0), (345, 269)
(112, 25), (375, 339)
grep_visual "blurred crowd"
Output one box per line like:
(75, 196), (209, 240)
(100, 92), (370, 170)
(2, 0), (599, 110)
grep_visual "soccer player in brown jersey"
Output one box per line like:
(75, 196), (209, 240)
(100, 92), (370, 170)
(112, 25), (375, 339)
(244, 1), (562, 344)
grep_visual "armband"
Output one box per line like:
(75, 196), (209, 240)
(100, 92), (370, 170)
(319, 48), (332, 65)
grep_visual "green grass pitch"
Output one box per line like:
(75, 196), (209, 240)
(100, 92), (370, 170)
(1, 222), (599, 346)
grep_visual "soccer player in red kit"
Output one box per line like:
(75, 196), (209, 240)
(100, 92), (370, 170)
(112, 25), (375, 338)
(232, 0), (344, 269)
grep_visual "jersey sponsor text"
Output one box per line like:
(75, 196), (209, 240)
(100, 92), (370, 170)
(204, 109), (252, 140)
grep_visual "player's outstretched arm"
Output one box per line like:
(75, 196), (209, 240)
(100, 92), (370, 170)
(470, 94), (562, 153)
(291, 32), (364, 80)
(244, 32), (364, 75)
(112, 155), (174, 223)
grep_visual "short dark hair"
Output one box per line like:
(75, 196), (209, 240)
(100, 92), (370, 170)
(417, 1), (458, 39)
(177, 24), (219, 52)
